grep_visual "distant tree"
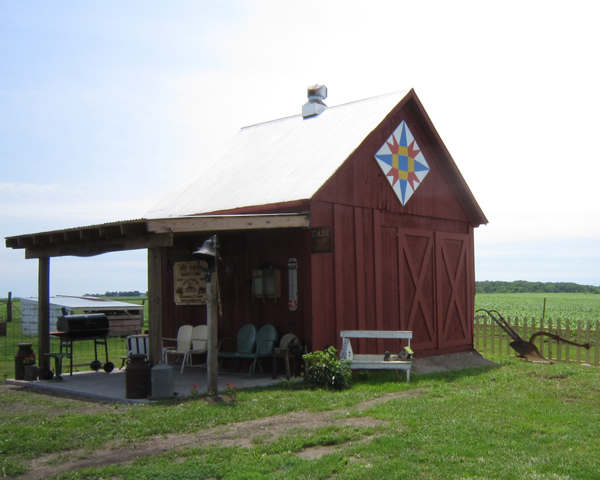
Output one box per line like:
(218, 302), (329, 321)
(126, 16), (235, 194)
(476, 281), (600, 294)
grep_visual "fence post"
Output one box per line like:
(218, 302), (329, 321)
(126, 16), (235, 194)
(498, 316), (504, 354)
(482, 315), (487, 354)
(585, 321), (591, 365)
(565, 322), (571, 363)
(557, 318), (562, 362)
(474, 315), (480, 352)
(490, 315), (496, 356)
(594, 320), (600, 366)
(576, 320), (582, 364)
(547, 318), (553, 361)
(506, 316), (511, 356)
(7, 292), (12, 322)
(539, 317), (544, 359)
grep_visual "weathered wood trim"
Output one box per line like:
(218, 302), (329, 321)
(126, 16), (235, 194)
(146, 214), (309, 234)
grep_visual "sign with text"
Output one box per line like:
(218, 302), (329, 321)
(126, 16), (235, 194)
(311, 226), (332, 254)
(174, 261), (206, 305)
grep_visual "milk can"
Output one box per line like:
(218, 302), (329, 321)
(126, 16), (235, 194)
(15, 343), (34, 381)
(151, 362), (174, 399)
(125, 354), (151, 399)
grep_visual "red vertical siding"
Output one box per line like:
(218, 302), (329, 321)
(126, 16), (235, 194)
(309, 201), (337, 351)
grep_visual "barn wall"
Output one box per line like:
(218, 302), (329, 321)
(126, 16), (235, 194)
(317, 122), (469, 222)
(160, 242), (207, 341)
(308, 201), (337, 351)
(309, 204), (475, 357)
(160, 228), (312, 348)
(309, 96), (477, 357)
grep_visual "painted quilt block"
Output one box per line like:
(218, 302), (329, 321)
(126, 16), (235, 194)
(374, 120), (430, 206)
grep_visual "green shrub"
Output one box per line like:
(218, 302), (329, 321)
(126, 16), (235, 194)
(302, 346), (352, 390)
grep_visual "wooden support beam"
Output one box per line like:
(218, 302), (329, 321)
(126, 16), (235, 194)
(147, 247), (163, 366)
(24, 233), (173, 259)
(207, 272), (219, 394)
(38, 258), (50, 373)
(80, 228), (101, 241)
(32, 234), (51, 246)
(147, 214), (310, 235)
(99, 225), (122, 238)
(17, 237), (34, 248)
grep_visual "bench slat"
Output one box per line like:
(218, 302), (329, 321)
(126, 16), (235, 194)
(340, 330), (412, 339)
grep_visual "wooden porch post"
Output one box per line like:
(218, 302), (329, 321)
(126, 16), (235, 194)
(38, 257), (50, 372)
(206, 274), (218, 394)
(147, 247), (163, 366)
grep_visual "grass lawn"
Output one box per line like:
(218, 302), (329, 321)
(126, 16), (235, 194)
(2, 357), (600, 479)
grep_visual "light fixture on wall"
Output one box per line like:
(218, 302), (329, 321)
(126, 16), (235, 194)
(252, 265), (281, 302)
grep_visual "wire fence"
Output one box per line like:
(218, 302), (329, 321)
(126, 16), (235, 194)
(0, 296), (148, 379)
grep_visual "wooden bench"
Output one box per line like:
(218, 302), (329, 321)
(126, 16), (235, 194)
(339, 330), (413, 382)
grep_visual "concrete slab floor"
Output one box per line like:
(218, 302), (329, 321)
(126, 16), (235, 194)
(7, 366), (286, 404)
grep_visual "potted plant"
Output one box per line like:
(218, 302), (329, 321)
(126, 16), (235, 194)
(23, 353), (38, 381)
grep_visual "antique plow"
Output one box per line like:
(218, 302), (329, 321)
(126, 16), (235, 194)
(476, 308), (591, 363)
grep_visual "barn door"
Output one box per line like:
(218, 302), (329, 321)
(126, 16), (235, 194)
(436, 232), (471, 348)
(377, 225), (472, 354)
(398, 229), (436, 350)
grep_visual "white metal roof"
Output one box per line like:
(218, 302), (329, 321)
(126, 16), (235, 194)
(19, 296), (143, 310)
(147, 90), (410, 218)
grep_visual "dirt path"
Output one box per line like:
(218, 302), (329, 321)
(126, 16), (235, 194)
(22, 389), (423, 479)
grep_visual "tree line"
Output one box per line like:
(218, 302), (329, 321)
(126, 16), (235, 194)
(84, 291), (147, 297)
(476, 281), (600, 294)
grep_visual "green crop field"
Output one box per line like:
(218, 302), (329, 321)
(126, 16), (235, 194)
(475, 293), (600, 326)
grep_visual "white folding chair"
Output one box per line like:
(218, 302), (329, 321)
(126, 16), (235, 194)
(181, 325), (208, 373)
(162, 325), (193, 366)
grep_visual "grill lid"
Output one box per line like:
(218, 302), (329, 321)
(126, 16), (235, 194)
(56, 314), (109, 338)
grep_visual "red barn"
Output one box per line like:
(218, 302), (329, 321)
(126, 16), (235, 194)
(6, 87), (487, 367)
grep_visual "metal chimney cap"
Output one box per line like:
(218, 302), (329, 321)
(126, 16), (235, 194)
(307, 84), (327, 102)
(302, 84), (328, 118)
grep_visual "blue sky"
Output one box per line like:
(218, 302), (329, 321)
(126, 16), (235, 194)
(2, 1), (599, 297)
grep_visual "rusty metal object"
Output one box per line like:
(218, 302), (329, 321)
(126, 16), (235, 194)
(476, 309), (591, 363)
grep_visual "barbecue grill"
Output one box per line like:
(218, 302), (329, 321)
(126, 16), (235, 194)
(51, 313), (114, 374)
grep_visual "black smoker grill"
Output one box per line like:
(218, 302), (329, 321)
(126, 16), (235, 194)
(51, 314), (114, 374)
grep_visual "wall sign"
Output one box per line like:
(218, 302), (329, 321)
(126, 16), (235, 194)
(374, 120), (430, 206)
(311, 226), (332, 253)
(174, 261), (206, 305)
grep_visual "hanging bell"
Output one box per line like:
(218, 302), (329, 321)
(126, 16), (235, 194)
(192, 235), (220, 282)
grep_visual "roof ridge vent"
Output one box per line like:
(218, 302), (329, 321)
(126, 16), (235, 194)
(302, 84), (328, 118)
